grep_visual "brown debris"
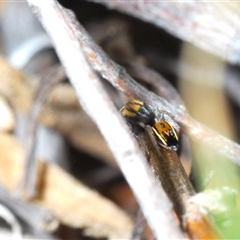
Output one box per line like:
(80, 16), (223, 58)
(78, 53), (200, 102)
(0, 132), (132, 238)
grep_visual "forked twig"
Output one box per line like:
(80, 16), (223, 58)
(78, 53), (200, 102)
(19, 64), (66, 198)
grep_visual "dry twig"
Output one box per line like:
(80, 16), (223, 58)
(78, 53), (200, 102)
(139, 126), (220, 239)
(27, 0), (185, 238)
(19, 64), (66, 198)
(64, 3), (240, 166)
(142, 126), (195, 218)
(25, 0), (240, 238)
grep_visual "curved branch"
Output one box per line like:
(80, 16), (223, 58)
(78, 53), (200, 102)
(65, 7), (240, 166)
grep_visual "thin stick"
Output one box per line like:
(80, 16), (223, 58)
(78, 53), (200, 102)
(19, 64), (66, 198)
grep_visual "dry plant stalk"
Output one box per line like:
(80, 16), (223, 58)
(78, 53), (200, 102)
(142, 126), (195, 217)
(61, 0), (240, 167)
(25, 0), (240, 239)
(139, 126), (220, 239)
(27, 0), (185, 239)
(20, 64), (66, 198)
